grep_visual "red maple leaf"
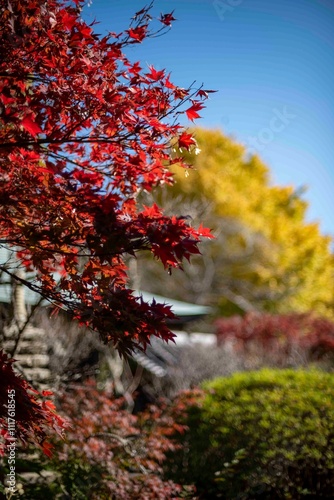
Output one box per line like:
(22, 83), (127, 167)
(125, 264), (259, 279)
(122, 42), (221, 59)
(197, 224), (215, 239)
(127, 26), (147, 42)
(196, 89), (217, 99)
(185, 101), (205, 121)
(159, 12), (176, 26)
(178, 132), (196, 150)
(41, 441), (54, 458)
(21, 115), (42, 136)
(142, 204), (162, 218)
(165, 74), (176, 90)
(146, 65), (165, 81)
(60, 9), (77, 30)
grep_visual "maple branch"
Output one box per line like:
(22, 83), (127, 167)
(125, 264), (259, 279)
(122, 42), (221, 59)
(0, 137), (129, 149)
(0, 265), (69, 311)
(0, 72), (50, 83)
(48, 151), (115, 177)
(0, 239), (22, 244)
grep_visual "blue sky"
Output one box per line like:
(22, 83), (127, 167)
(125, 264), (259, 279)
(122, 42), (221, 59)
(84, 0), (334, 238)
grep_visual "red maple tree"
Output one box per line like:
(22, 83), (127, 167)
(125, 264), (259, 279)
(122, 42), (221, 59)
(0, 0), (212, 444)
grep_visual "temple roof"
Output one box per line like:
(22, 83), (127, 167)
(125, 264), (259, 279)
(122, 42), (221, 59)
(136, 291), (212, 324)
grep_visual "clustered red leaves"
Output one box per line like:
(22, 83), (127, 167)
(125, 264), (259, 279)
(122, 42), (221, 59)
(215, 313), (334, 362)
(0, 0), (213, 356)
(53, 381), (196, 499)
(0, 350), (67, 457)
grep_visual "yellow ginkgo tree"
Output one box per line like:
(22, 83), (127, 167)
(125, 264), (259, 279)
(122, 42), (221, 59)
(137, 128), (334, 318)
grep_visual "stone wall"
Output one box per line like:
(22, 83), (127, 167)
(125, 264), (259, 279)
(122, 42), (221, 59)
(3, 324), (51, 387)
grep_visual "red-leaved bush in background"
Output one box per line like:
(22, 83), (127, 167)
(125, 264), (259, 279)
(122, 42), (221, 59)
(16, 381), (197, 499)
(215, 313), (334, 366)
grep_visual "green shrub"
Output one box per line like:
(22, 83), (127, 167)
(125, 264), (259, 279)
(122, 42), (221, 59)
(167, 369), (334, 499)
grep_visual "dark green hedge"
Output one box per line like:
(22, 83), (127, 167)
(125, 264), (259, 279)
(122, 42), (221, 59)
(166, 369), (334, 499)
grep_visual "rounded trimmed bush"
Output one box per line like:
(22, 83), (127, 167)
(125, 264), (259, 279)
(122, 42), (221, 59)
(167, 369), (334, 499)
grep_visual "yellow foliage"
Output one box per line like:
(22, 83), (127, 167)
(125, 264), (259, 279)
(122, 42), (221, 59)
(169, 128), (334, 317)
